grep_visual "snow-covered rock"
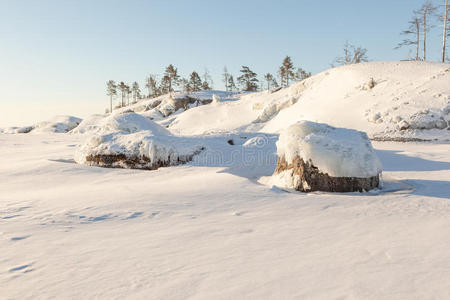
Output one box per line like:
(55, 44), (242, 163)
(271, 121), (382, 192)
(32, 115), (82, 133)
(74, 112), (203, 170)
(0, 126), (34, 134)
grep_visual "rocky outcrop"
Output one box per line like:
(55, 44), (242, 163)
(274, 155), (380, 192)
(84, 148), (204, 170)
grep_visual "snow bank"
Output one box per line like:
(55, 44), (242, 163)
(276, 121), (382, 178)
(32, 115), (82, 133)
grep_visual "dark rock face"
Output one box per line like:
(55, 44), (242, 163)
(85, 148), (204, 170)
(275, 155), (380, 193)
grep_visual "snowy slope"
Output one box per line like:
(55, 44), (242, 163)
(1, 133), (450, 299)
(3, 62), (448, 141)
(167, 62), (450, 141)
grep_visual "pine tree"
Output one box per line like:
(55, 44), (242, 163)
(163, 64), (180, 92)
(106, 80), (117, 113)
(117, 81), (126, 107)
(295, 68), (311, 81)
(131, 82), (141, 103)
(180, 78), (191, 93)
(145, 75), (159, 98)
(188, 71), (202, 92)
(279, 56), (295, 87)
(222, 66), (230, 91)
(237, 66), (258, 92)
(228, 75), (237, 91)
(264, 73), (278, 90)
(160, 75), (171, 95)
(125, 84), (131, 106)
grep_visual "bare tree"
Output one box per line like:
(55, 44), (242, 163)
(333, 41), (369, 66)
(202, 68), (213, 90)
(395, 14), (422, 60)
(416, 1), (438, 61)
(106, 80), (117, 114)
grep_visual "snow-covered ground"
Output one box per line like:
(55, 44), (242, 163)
(1, 61), (450, 298)
(1, 132), (449, 299)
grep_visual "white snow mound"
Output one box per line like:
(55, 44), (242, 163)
(32, 115), (82, 133)
(74, 112), (202, 169)
(70, 114), (106, 134)
(100, 111), (170, 135)
(277, 121), (382, 178)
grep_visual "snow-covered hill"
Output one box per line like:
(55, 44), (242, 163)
(2, 62), (449, 141)
(167, 62), (450, 141)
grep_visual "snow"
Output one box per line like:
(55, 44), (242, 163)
(1, 61), (450, 298)
(74, 112), (203, 169)
(32, 115), (82, 133)
(69, 114), (105, 134)
(1, 133), (450, 299)
(275, 121), (382, 178)
(165, 62), (450, 141)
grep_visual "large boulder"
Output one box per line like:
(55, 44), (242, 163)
(272, 121), (382, 192)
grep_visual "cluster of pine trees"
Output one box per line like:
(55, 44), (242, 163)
(106, 56), (311, 112)
(396, 0), (449, 62)
(106, 81), (141, 113)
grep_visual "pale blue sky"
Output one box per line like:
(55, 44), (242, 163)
(0, 0), (447, 126)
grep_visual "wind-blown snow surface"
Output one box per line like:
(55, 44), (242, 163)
(1, 133), (450, 299)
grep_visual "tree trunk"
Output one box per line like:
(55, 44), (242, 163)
(443, 0), (449, 62)
(416, 21), (420, 60)
(424, 12), (427, 61)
